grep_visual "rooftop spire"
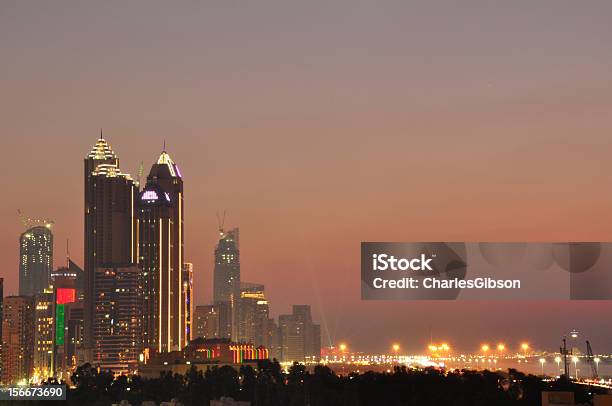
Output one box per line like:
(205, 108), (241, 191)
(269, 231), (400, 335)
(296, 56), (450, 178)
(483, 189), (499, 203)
(100, 127), (103, 140)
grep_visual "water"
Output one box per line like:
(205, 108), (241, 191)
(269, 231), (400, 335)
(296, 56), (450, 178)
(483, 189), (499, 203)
(443, 357), (612, 379)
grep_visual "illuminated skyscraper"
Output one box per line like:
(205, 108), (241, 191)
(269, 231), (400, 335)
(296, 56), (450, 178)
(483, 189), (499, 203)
(93, 265), (142, 374)
(137, 150), (186, 352)
(213, 228), (240, 338)
(1, 296), (35, 384)
(194, 305), (219, 339)
(33, 288), (54, 381)
(19, 223), (53, 297)
(233, 282), (270, 348)
(183, 263), (194, 343)
(278, 305), (321, 362)
(83, 136), (137, 349)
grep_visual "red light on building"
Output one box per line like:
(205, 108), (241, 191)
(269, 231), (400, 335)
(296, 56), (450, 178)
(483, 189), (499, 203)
(56, 288), (76, 304)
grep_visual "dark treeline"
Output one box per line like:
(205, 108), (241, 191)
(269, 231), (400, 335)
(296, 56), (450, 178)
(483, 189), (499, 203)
(39, 361), (603, 406)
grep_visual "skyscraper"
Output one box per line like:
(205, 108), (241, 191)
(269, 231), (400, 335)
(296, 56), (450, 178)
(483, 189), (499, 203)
(19, 222), (53, 297)
(93, 265), (142, 374)
(194, 305), (219, 340)
(278, 305), (321, 362)
(233, 282), (270, 348)
(1, 296), (35, 384)
(33, 288), (54, 381)
(137, 150), (186, 352)
(213, 228), (240, 339)
(84, 136), (137, 349)
(183, 263), (194, 343)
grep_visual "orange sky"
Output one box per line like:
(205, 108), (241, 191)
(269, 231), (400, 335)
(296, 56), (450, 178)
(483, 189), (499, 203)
(1, 1), (611, 353)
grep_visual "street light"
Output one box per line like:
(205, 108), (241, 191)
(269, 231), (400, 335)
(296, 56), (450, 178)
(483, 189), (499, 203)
(539, 358), (546, 375)
(481, 344), (490, 353)
(521, 343), (529, 358)
(572, 356), (579, 380)
(555, 356), (561, 373)
(339, 343), (347, 352)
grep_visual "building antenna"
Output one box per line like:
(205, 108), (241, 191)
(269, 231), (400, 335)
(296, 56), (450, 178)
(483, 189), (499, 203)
(100, 127), (103, 140)
(163, 139), (166, 152)
(66, 238), (70, 267)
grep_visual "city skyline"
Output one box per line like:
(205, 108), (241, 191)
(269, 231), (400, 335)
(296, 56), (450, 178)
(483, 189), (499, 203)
(1, 1), (612, 355)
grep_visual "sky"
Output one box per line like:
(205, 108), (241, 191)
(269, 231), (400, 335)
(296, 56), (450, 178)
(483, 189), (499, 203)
(1, 1), (612, 354)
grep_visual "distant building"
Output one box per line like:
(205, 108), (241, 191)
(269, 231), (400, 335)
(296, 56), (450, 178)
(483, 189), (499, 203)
(84, 136), (137, 350)
(232, 282), (270, 348)
(19, 223), (53, 297)
(140, 338), (268, 379)
(1, 296), (35, 384)
(278, 305), (321, 362)
(213, 228), (240, 339)
(137, 150), (186, 352)
(53, 273), (81, 378)
(55, 301), (84, 379)
(51, 260), (85, 301)
(194, 305), (219, 340)
(33, 288), (54, 380)
(93, 265), (143, 374)
(183, 263), (194, 343)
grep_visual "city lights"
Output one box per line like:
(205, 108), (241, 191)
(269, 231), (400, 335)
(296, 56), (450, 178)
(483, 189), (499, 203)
(539, 358), (546, 375)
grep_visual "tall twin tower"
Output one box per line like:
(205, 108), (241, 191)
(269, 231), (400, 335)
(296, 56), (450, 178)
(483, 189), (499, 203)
(84, 136), (189, 362)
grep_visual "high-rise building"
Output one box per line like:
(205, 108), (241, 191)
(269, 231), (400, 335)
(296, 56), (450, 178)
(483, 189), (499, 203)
(137, 150), (186, 352)
(93, 265), (143, 374)
(213, 228), (240, 339)
(278, 314), (304, 363)
(1, 296), (35, 384)
(278, 305), (321, 362)
(194, 305), (219, 340)
(183, 263), (194, 344)
(84, 136), (137, 349)
(233, 282), (270, 348)
(213, 228), (240, 303)
(51, 260), (85, 301)
(53, 273), (78, 378)
(33, 288), (54, 381)
(19, 223), (53, 297)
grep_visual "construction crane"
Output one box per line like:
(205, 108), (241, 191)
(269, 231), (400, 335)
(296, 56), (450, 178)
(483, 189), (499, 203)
(17, 209), (54, 229)
(216, 210), (226, 237)
(586, 341), (598, 379)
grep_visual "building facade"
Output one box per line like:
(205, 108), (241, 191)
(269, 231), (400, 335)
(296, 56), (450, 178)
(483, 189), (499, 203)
(194, 305), (219, 340)
(93, 265), (143, 374)
(278, 305), (321, 362)
(33, 288), (54, 381)
(183, 263), (193, 343)
(19, 224), (53, 297)
(137, 150), (186, 352)
(1, 296), (35, 384)
(213, 228), (240, 339)
(84, 137), (137, 349)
